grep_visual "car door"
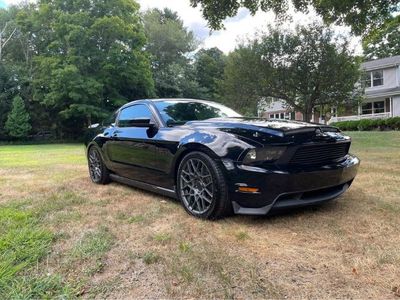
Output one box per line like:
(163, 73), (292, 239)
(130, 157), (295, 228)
(106, 104), (160, 183)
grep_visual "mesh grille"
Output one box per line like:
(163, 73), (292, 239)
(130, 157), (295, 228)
(289, 142), (350, 166)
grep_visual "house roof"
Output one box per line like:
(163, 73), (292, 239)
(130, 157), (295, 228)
(362, 55), (400, 71)
(263, 100), (291, 113)
(366, 86), (400, 98)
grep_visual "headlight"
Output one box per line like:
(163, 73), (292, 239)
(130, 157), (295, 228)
(243, 147), (286, 164)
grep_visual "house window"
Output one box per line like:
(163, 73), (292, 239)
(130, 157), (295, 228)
(361, 101), (385, 115)
(362, 103), (372, 115)
(364, 70), (384, 87)
(270, 112), (292, 120)
(372, 70), (383, 86)
(373, 101), (384, 113)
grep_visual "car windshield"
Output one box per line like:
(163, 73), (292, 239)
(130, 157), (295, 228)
(154, 101), (242, 126)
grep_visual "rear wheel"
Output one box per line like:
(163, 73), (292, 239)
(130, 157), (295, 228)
(177, 152), (231, 219)
(88, 147), (110, 184)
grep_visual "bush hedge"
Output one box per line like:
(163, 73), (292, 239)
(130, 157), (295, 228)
(330, 117), (400, 131)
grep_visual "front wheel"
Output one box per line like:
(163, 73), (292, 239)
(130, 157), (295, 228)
(88, 146), (110, 184)
(177, 152), (231, 219)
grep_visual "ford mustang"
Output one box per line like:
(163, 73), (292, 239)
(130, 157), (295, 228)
(85, 99), (360, 219)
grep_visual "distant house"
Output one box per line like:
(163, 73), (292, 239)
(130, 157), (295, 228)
(260, 98), (334, 123)
(329, 55), (400, 124)
(261, 55), (400, 123)
(260, 99), (299, 121)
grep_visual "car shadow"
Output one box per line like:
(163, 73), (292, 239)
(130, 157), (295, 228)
(230, 199), (345, 225)
(108, 180), (344, 224)
(109, 181), (180, 203)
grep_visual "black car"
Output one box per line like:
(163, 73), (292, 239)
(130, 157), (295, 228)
(85, 99), (359, 219)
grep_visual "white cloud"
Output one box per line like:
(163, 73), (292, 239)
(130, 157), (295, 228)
(3, 0), (29, 5)
(138, 0), (362, 54)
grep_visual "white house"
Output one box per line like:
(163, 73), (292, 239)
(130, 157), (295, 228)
(259, 99), (301, 121)
(329, 55), (400, 123)
(261, 55), (400, 123)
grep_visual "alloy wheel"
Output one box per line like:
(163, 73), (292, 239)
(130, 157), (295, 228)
(179, 158), (214, 214)
(88, 148), (102, 182)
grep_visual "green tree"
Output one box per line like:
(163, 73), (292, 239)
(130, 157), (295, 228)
(220, 24), (363, 120)
(363, 16), (400, 59)
(0, 63), (17, 139)
(190, 0), (399, 36)
(0, 7), (33, 140)
(0, 7), (17, 61)
(194, 47), (225, 100)
(220, 46), (262, 115)
(143, 8), (198, 98)
(5, 95), (31, 139)
(20, 0), (154, 138)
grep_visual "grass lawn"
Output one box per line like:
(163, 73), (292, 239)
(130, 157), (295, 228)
(0, 132), (399, 298)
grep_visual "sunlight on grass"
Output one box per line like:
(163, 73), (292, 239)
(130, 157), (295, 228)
(0, 144), (85, 168)
(0, 207), (73, 298)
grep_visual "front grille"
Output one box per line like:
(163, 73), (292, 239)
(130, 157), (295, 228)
(289, 142), (350, 166)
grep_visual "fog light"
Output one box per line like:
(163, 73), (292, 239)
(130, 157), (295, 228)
(238, 187), (260, 193)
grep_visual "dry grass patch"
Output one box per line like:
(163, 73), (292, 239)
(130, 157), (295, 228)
(0, 134), (399, 298)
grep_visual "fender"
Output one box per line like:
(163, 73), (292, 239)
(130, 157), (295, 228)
(178, 130), (251, 160)
(169, 130), (253, 178)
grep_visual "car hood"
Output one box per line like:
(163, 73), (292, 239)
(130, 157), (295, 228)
(184, 118), (345, 145)
(185, 118), (327, 135)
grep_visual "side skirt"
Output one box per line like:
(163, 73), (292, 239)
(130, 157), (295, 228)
(109, 174), (177, 199)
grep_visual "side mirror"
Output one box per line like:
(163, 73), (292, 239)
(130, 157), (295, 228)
(88, 123), (100, 129)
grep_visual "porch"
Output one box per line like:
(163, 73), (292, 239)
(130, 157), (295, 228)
(328, 97), (395, 124)
(329, 112), (391, 123)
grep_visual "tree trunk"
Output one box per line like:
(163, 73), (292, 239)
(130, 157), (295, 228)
(303, 107), (313, 123)
(0, 31), (2, 61)
(87, 115), (92, 127)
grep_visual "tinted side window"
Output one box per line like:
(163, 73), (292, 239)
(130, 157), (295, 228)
(118, 105), (153, 127)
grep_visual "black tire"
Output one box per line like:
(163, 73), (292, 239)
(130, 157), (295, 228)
(88, 146), (110, 185)
(176, 151), (232, 219)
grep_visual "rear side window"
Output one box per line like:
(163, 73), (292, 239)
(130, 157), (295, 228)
(118, 104), (153, 127)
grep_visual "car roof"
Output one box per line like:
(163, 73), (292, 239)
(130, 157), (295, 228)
(120, 98), (217, 109)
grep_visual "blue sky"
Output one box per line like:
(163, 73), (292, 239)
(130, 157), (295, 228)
(0, 1), (6, 8)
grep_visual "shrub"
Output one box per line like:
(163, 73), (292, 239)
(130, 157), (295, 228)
(331, 117), (400, 131)
(376, 119), (386, 130)
(385, 117), (400, 130)
(357, 119), (373, 131)
(347, 120), (360, 131)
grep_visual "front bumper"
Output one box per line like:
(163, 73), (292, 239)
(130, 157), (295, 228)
(224, 154), (360, 215)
